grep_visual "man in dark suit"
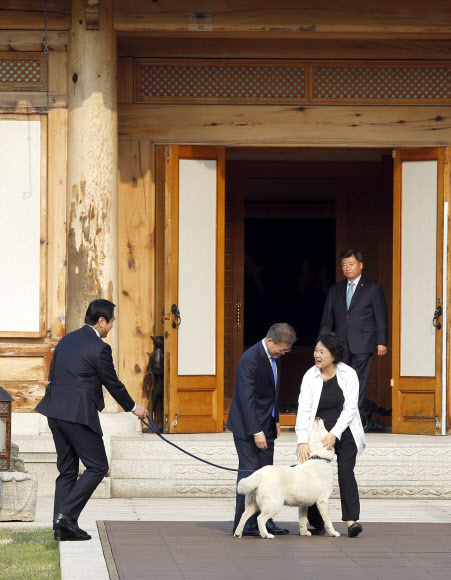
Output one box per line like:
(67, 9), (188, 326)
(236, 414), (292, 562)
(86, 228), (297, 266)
(227, 322), (297, 536)
(36, 299), (149, 541)
(320, 249), (388, 413)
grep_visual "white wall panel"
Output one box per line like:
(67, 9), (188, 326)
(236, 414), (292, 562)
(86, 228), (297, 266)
(178, 159), (217, 375)
(400, 160), (437, 377)
(0, 120), (41, 332)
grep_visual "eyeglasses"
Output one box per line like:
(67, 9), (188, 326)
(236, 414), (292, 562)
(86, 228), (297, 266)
(278, 348), (291, 354)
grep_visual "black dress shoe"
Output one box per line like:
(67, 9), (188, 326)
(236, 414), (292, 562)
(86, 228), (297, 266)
(54, 513), (89, 538)
(309, 527), (326, 536)
(348, 522), (363, 537)
(265, 519), (289, 535)
(241, 524), (261, 536)
(54, 528), (92, 542)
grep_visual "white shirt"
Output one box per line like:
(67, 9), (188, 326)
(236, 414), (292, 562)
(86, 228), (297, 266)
(87, 324), (136, 413)
(87, 324), (100, 338)
(295, 362), (366, 455)
(262, 339), (277, 381)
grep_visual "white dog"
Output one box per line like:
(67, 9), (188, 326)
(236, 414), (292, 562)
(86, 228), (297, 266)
(234, 418), (340, 539)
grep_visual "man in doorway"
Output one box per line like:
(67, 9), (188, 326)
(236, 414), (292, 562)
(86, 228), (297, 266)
(320, 249), (388, 414)
(36, 299), (149, 541)
(227, 322), (297, 536)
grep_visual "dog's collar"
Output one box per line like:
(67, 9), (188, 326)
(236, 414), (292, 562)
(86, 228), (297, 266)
(309, 456), (332, 463)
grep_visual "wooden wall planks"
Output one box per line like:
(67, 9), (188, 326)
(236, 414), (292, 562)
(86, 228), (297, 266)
(46, 108), (67, 339)
(118, 140), (156, 408)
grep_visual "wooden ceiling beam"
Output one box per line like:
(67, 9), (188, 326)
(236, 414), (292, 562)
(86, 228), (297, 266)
(112, 1), (451, 39)
(0, 2), (71, 31)
(0, 31), (68, 52)
(2, 2), (451, 39)
(117, 37), (451, 60)
(118, 103), (451, 148)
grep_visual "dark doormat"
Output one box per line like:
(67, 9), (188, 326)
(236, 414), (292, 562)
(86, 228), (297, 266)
(97, 521), (451, 580)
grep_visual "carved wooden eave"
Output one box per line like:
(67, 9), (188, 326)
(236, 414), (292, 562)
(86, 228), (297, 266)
(85, 0), (100, 30)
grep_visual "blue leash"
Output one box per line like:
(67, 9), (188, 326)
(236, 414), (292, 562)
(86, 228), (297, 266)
(140, 417), (254, 473)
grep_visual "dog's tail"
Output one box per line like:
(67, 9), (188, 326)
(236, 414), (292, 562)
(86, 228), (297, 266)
(237, 470), (263, 495)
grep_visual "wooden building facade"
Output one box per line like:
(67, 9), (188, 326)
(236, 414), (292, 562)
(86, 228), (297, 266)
(1, 1), (451, 436)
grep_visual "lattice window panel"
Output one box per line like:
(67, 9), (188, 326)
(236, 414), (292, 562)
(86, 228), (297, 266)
(313, 65), (451, 102)
(136, 60), (305, 103)
(0, 403), (9, 413)
(0, 53), (46, 91)
(0, 458), (8, 470)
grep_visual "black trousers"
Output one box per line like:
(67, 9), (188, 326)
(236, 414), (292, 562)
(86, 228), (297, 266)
(307, 426), (360, 526)
(233, 421), (276, 529)
(342, 351), (373, 411)
(48, 418), (109, 528)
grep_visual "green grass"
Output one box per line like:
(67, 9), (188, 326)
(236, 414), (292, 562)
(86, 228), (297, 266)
(0, 529), (60, 580)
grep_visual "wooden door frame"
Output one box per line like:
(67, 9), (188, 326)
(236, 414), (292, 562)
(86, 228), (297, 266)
(392, 147), (448, 434)
(155, 145), (451, 434)
(161, 145), (225, 433)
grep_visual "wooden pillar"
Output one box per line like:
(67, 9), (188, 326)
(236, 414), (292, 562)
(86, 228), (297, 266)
(66, 1), (118, 355)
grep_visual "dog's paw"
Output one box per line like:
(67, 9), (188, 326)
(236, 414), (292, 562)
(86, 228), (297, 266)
(328, 530), (341, 537)
(265, 533), (275, 539)
(233, 532), (242, 538)
(300, 530), (312, 536)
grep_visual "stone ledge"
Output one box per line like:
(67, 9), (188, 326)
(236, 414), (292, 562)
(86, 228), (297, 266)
(0, 471), (38, 521)
(14, 432), (112, 498)
(11, 431), (451, 500)
(11, 412), (141, 437)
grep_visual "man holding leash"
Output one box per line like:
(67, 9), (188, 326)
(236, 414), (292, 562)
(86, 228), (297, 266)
(36, 299), (149, 541)
(227, 322), (297, 536)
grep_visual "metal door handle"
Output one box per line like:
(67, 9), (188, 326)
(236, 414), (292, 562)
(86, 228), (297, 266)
(433, 305), (442, 330)
(236, 296), (242, 334)
(171, 304), (181, 329)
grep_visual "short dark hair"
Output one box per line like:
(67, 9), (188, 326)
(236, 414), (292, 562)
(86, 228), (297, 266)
(339, 249), (363, 263)
(267, 323), (297, 345)
(316, 331), (347, 363)
(84, 299), (116, 325)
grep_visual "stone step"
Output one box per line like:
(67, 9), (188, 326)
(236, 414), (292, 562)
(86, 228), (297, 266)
(13, 434), (110, 499)
(109, 432), (451, 499)
(13, 432), (451, 499)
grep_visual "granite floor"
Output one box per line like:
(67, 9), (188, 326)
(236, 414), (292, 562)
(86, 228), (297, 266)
(2, 497), (451, 579)
(99, 520), (451, 580)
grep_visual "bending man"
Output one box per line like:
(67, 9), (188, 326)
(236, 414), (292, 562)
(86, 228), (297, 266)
(227, 322), (297, 537)
(36, 299), (149, 541)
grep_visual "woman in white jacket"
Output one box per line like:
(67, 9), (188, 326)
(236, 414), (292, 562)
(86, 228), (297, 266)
(296, 331), (366, 537)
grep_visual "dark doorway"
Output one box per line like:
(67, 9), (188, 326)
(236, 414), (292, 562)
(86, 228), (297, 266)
(224, 153), (393, 426)
(244, 216), (336, 410)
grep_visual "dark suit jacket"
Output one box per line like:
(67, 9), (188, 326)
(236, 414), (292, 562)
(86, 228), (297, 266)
(226, 340), (280, 440)
(35, 325), (135, 434)
(320, 276), (388, 354)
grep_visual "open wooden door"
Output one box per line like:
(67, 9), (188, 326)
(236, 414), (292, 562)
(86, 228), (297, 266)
(392, 148), (448, 434)
(163, 146), (225, 433)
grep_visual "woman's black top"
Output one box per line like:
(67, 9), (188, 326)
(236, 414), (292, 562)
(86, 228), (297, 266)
(316, 374), (344, 431)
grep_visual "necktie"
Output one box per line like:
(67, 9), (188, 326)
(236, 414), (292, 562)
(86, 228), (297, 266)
(270, 357), (277, 385)
(346, 282), (354, 310)
(270, 357), (277, 417)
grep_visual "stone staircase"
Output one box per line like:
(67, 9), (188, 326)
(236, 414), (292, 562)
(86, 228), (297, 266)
(15, 431), (451, 500)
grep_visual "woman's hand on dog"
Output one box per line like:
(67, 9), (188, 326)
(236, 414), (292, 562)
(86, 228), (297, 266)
(297, 443), (310, 463)
(322, 433), (337, 450)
